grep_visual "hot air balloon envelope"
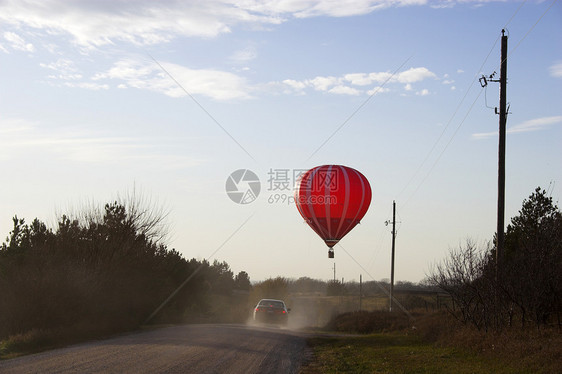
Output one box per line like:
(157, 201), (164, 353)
(295, 165), (371, 257)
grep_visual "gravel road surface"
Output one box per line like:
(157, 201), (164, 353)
(0, 324), (308, 374)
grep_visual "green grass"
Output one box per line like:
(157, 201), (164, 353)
(300, 333), (530, 374)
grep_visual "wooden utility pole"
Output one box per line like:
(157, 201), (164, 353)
(496, 29), (508, 271)
(359, 274), (363, 311)
(389, 200), (396, 312)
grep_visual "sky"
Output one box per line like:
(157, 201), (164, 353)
(1, 0), (561, 284)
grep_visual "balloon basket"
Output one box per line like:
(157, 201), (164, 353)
(328, 248), (334, 258)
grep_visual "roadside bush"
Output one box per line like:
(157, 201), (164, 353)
(325, 310), (411, 334)
(412, 310), (457, 342)
(412, 311), (562, 373)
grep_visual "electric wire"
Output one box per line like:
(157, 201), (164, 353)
(305, 54), (414, 162)
(503, 0), (528, 30)
(506, 0), (558, 65)
(366, 203), (394, 271)
(403, 88), (485, 209)
(143, 213), (255, 325)
(146, 52), (257, 163)
(396, 36), (500, 203)
(397, 0), (555, 212)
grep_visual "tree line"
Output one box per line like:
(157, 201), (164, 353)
(0, 198), (251, 341)
(250, 276), (439, 312)
(427, 187), (562, 331)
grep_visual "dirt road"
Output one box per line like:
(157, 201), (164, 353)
(0, 324), (308, 374)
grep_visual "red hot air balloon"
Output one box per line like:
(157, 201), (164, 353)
(295, 165), (372, 258)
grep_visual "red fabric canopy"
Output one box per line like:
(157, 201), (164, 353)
(295, 165), (371, 250)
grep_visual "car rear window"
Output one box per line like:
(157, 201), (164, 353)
(259, 300), (284, 308)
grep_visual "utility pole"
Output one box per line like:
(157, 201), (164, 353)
(496, 29), (508, 272)
(333, 263), (336, 281)
(389, 200), (396, 312)
(479, 29), (508, 277)
(359, 274), (363, 311)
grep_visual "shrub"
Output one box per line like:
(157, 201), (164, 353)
(325, 310), (411, 334)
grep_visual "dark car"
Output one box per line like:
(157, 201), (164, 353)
(253, 299), (290, 325)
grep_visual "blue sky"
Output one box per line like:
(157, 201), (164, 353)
(1, 0), (561, 283)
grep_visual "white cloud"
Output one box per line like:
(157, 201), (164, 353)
(229, 46), (258, 64)
(472, 116), (562, 139)
(282, 79), (307, 91)
(64, 82), (109, 90)
(343, 66), (436, 85)
(40, 58), (115, 89)
(431, 2), (455, 9)
(368, 71), (393, 83)
(306, 76), (341, 91)
(549, 61), (562, 78)
(0, 1), (506, 49)
(508, 116), (562, 134)
(40, 58), (76, 72)
(471, 131), (496, 140)
(0, 1), (276, 48)
(234, 0), (429, 19)
(94, 59), (154, 84)
(328, 85), (361, 95)
(290, 0), (429, 18)
(3, 31), (34, 52)
(159, 63), (252, 100)
(40, 58), (82, 80)
(366, 86), (390, 95)
(344, 73), (373, 86)
(276, 65), (436, 97)
(395, 67), (436, 83)
(0, 2), (442, 100)
(96, 59), (251, 100)
(416, 88), (430, 96)
(35, 54), (437, 100)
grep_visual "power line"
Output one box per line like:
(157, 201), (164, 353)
(143, 213), (255, 325)
(504, 0), (558, 66)
(502, 0), (528, 30)
(306, 55), (413, 162)
(366, 203), (394, 271)
(403, 88), (485, 209)
(397, 0), (555, 211)
(396, 36), (500, 204)
(146, 52), (257, 163)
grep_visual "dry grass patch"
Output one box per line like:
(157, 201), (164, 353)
(300, 310), (561, 374)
